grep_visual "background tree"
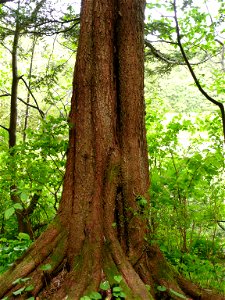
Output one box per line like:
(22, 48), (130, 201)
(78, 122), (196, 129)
(0, 0), (76, 238)
(145, 0), (225, 140)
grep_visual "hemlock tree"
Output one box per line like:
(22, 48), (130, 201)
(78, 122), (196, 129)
(0, 1), (224, 299)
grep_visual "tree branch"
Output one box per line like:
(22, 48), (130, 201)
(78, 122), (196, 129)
(0, 0), (14, 4)
(173, 0), (225, 143)
(21, 19), (80, 37)
(204, 1), (225, 71)
(20, 76), (45, 118)
(0, 124), (9, 131)
(18, 97), (45, 114)
(0, 93), (11, 98)
(215, 39), (225, 71)
(217, 221), (225, 231)
(26, 192), (41, 216)
(145, 39), (210, 66)
(0, 92), (44, 116)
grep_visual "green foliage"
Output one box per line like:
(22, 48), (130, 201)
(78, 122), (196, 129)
(0, 235), (31, 274)
(80, 275), (126, 300)
(157, 285), (167, 292)
(39, 263), (52, 271)
(147, 110), (225, 292)
(145, 0), (225, 115)
(11, 277), (34, 297)
(0, 115), (68, 238)
(99, 281), (110, 291)
(80, 292), (102, 300)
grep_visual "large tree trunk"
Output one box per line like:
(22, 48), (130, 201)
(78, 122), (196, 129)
(0, 0), (224, 299)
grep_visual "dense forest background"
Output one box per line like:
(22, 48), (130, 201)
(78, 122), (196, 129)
(0, 0), (224, 297)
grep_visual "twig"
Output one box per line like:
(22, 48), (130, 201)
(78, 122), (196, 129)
(0, 92), (45, 115)
(0, 0), (14, 4)
(145, 39), (210, 66)
(0, 124), (9, 131)
(20, 76), (45, 118)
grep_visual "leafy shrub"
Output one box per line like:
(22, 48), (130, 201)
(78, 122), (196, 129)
(0, 233), (31, 274)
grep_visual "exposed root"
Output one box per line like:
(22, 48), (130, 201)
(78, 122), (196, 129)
(0, 176), (224, 300)
(0, 222), (67, 299)
(0, 234), (225, 299)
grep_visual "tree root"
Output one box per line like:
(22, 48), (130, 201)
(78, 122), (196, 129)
(0, 222), (67, 299)
(0, 237), (225, 299)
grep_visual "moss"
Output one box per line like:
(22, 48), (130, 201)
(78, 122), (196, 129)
(73, 254), (83, 273)
(153, 254), (176, 283)
(107, 164), (120, 183)
(103, 250), (144, 300)
(50, 236), (66, 267)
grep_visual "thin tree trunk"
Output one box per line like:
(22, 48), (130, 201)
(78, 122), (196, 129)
(23, 34), (37, 142)
(8, 2), (34, 238)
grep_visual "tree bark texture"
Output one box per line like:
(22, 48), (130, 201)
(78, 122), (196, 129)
(0, 0), (225, 299)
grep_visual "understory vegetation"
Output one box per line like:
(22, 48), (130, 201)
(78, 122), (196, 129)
(1, 110), (224, 294)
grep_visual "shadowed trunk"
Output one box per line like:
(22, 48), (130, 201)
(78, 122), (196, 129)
(0, 0), (224, 299)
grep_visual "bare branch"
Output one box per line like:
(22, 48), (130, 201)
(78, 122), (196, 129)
(173, 0), (225, 143)
(204, 1), (225, 71)
(0, 124), (9, 131)
(0, 92), (45, 116)
(217, 221), (225, 231)
(0, 0), (14, 4)
(215, 39), (225, 71)
(145, 39), (210, 66)
(26, 192), (41, 215)
(20, 76), (45, 118)
(18, 97), (44, 115)
(21, 19), (80, 37)
(147, 39), (178, 45)
(0, 93), (11, 98)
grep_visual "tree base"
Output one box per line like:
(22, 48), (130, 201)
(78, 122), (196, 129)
(0, 224), (224, 300)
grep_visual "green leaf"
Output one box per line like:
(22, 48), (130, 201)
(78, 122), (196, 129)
(18, 233), (30, 240)
(89, 291), (102, 299)
(25, 284), (34, 292)
(113, 286), (122, 292)
(14, 203), (23, 210)
(157, 285), (167, 292)
(21, 192), (29, 201)
(13, 278), (22, 285)
(13, 287), (25, 295)
(169, 288), (187, 299)
(114, 275), (122, 283)
(4, 207), (15, 220)
(100, 281), (110, 290)
(80, 297), (91, 300)
(39, 263), (52, 271)
(119, 292), (126, 297)
(13, 277), (30, 285)
(26, 297), (35, 300)
(21, 277), (31, 283)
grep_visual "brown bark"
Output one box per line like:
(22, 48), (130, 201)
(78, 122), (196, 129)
(0, 0), (224, 299)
